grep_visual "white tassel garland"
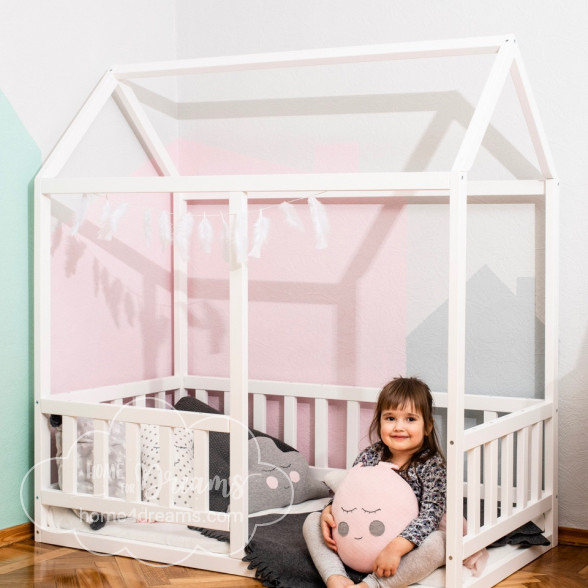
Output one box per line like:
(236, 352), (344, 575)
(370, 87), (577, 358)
(144, 208), (152, 246)
(98, 201), (128, 241)
(308, 196), (330, 249)
(249, 210), (270, 258)
(221, 213), (230, 263)
(233, 210), (248, 265)
(198, 214), (213, 253)
(279, 201), (305, 232)
(174, 212), (194, 261)
(159, 211), (172, 249)
(71, 193), (93, 235)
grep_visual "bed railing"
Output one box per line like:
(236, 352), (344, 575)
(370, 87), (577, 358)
(43, 376), (554, 582)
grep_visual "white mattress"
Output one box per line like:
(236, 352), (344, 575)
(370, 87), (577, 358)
(45, 500), (516, 587)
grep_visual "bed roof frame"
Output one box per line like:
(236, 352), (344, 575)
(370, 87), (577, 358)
(34, 35), (559, 585)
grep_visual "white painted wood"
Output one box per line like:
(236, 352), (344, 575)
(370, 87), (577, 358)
(183, 374), (540, 412)
(501, 433), (515, 518)
(125, 422), (142, 502)
(159, 426), (173, 508)
(195, 389), (209, 403)
(511, 49), (558, 179)
(193, 430), (209, 512)
(530, 422), (543, 502)
(484, 440), (499, 526)
(39, 171), (452, 195)
(516, 427), (530, 510)
(284, 396), (298, 447)
(93, 419), (110, 497)
(462, 495), (552, 558)
(223, 391), (231, 414)
(314, 398), (329, 468)
(61, 416), (78, 495)
(134, 395), (147, 408)
(34, 178), (53, 531)
(253, 393), (267, 432)
(173, 193), (189, 381)
(38, 72), (118, 178)
(466, 446), (481, 535)
(346, 401), (360, 468)
(228, 191), (249, 558)
(41, 399), (231, 432)
(464, 402), (552, 450)
(112, 82), (180, 176)
(174, 389), (189, 403)
(37, 527), (254, 577)
(483, 411), (498, 423)
(453, 39), (516, 171)
(41, 488), (231, 530)
(445, 172), (467, 586)
(543, 179), (559, 545)
(48, 376), (182, 404)
(112, 35), (508, 79)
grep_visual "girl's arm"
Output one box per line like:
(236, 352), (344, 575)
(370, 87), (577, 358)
(372, 536), (415, 577)
(398, 455), (447, 547)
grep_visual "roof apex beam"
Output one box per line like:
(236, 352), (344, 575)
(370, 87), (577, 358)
(111, 35), (509, 80)
(452, 37), (517, 172)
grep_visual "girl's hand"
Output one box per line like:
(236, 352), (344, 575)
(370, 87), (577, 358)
(373, 536), (414, 577)
(320, 504), (338, 551)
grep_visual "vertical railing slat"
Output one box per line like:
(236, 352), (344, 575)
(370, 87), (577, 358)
(314, 399), (329, 468)
(284, 396), (297, 447)
(253, 393), (267, 432)
(193, 429), (209, 512)
(484, 439), (499, 526)
(93, 420), (109, 497)
(159, 426), (173, 508)
(466, 446), (481, 535)
(501, 433), (514, 518)
(61, 416), (77, 494)
(125, 422), (142, 502)
(346, 401), (360, 468)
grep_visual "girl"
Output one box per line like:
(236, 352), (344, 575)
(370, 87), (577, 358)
(303, 377), (447, 588)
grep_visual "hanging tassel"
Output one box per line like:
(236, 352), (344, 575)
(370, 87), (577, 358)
(174, 212), (194, 261)
(70, 193), (94, 235)
(198, 214), (213, 254)
(159, 211), (172, 249)
(98, 201), (128, 241)
(279, 201), (304, 232)
(221, 212), (230, 263)
(144, 208), (152, 246)
(249, 210), (270, 258)
(233, 210), (248, 265)
(308, 196), (330, 249)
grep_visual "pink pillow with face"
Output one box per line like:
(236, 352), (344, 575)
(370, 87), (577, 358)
(332, 463), (419, 573)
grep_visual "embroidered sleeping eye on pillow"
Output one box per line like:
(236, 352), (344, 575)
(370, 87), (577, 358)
(248, 436), (330, 513)
(332, 462), (419, 573)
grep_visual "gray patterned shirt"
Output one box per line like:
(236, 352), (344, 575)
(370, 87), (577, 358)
(353, 442), (447, 547)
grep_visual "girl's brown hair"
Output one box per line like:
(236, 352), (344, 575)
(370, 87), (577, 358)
(368, 377), (445, 466)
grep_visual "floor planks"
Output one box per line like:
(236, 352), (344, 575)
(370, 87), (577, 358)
(0, 539), (586, 586)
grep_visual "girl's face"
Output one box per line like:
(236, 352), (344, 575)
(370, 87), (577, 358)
(379, 403), (430, 466)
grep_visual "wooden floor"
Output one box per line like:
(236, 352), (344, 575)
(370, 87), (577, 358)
(0, 539), (586, 587)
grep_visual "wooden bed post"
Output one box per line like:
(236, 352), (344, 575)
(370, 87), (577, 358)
(228, 191), (249, 558)
(445, 171), (468, 586)
(544, 178), (559, 547)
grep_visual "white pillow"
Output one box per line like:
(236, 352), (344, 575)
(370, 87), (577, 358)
(140, 424), (195, 507)
(323, 469), (348, 493)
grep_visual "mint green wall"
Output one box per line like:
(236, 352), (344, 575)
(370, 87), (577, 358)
(0, 91), (40, 529)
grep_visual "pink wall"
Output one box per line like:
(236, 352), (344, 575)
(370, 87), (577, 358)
(51, 140), (406, 466)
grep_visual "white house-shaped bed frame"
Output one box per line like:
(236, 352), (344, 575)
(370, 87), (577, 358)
(34, 35), (559, 587)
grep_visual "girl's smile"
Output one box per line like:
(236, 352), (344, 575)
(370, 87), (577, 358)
(380, 405), (430, 466)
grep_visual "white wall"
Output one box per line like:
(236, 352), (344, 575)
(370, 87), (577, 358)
(175, 0), (588, 530)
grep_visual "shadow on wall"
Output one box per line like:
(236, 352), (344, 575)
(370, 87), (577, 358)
(407, 264), (545, 399)
(129, 82), (541, 179)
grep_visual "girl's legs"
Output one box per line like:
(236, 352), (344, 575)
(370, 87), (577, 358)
(303, 512), (353, 587)
(358, 531), (446, 588)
